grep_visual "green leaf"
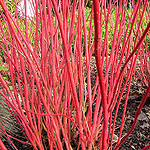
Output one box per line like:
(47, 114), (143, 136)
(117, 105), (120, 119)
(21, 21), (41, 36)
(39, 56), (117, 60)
(0, 66), (8, 71)
(9, 86), (13, 90)
(2, 77), (7, 80)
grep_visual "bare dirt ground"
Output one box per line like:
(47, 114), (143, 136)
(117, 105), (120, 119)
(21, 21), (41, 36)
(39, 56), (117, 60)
(117, 96), (150, 150)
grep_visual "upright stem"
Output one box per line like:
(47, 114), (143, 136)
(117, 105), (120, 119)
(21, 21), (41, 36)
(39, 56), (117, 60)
(0, 138), (7, 150)
(93, 0), (108, 149)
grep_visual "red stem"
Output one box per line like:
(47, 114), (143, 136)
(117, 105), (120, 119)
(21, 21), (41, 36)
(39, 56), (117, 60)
(114, 83), (150, 149)
(93, 0), (108, 149)
(0, 138), (7, 150)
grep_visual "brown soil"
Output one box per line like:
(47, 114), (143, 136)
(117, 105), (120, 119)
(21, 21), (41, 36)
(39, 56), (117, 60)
(117, 96), (150, 150)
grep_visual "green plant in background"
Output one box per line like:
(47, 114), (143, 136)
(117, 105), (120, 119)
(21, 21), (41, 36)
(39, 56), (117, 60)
(0, 65), (8, 71)
(0, 0), (15, 14)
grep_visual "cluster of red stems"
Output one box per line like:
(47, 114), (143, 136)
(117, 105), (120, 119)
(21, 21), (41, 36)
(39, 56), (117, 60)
(0, 0), (150, 149)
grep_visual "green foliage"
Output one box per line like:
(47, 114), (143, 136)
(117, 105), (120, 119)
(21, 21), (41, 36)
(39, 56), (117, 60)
(0, 0), (18, 16)
(0, 66), (8, 71)
(84, 5), (149, 55)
